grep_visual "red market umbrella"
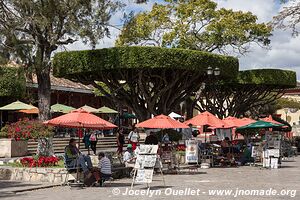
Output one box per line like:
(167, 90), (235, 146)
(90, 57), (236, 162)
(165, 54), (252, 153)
(184, 111), (225, 128)
(44, 108), (117, 181)
(136, 114), (189, 129)
(222, 117), (256, 128)
(238, 117), (257, 127)
(44, 108), (117, 129)
(222, 116), (240, 128)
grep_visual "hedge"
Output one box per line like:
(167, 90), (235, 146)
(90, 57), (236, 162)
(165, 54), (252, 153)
(0, 66), (26, 97)
(237, 69), (296, 88)
(53, 46), (239, 78)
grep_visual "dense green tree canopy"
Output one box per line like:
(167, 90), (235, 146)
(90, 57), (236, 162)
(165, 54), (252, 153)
(0, 66), (25, 98)
(53, 46), (239, 120)
(116, 0), (272, 55)
(0, 0), (122, 120)
(196, 69), (296, 118)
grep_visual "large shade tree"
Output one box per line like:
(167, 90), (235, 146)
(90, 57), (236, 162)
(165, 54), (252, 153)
(0, 0), (122, 120)
(53, 46), (239, 121)
(116, 0), (272, 55)
(195, 69), (297, 119)
(115, 0), (298, 119)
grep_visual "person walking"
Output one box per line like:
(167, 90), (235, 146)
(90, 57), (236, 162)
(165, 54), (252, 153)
(83, 130), (91, 155)
(89, 131), (98, 155)
(116, 128), (125, 155)
(128, 127), (140, 150)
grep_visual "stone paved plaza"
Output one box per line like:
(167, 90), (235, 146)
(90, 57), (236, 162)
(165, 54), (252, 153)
(1, 157), (299, 200)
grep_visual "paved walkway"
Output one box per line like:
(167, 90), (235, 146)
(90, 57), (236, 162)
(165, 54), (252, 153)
(1, 156), (299, 200)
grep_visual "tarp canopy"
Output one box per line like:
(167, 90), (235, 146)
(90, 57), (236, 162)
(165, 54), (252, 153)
(237, 120), (284, 130)
(136, 114), (188, 129)
(0, 101), (37, 111)
(168, 112), (183, 119)
(98, 106), (118, 114)
(44, 108), (117, 129)
(51, 103), (75, 113)
(79, 105), (99, 113)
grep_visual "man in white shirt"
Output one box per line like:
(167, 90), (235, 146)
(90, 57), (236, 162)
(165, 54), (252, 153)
(123, 144), (136, 167)
(128, 128), (140, 150)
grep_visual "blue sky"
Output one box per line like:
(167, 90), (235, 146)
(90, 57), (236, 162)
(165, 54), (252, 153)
(64, 0), (300, 80)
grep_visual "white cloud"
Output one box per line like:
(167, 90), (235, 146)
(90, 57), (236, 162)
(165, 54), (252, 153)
(215, 0), (278, 22)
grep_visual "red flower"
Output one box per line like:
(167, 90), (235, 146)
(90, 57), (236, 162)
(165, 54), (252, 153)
(15, 127), (21, 132)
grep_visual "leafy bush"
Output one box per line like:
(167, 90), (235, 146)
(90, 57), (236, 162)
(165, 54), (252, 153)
(0, 118), (53, 140)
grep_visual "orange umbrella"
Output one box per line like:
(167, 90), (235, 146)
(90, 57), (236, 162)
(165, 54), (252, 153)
(222, 116), (240, 128)
(222, 116), (256, 128)
(261, 115), (282, 125)
(238, 117), (256, 127)
(44, 108), (117, 129)
(18, 108), (39, 114)
(136, 114), (189, 129)
(184, 111), (226, 128)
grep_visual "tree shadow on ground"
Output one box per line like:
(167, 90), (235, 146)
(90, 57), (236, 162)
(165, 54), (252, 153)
(104, 182), (135, 187)
(279, 165), (298, 168)
(0, 192), (26, 199)
(0, 180), (42, 190)
(140, 185), (173, 190)
(174, 171), (207, 175)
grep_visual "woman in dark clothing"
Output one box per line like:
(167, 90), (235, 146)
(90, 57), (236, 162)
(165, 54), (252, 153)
(116, 128), (125, 155)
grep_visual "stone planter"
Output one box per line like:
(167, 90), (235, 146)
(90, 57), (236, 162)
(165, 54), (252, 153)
(0, 138), (28, 158)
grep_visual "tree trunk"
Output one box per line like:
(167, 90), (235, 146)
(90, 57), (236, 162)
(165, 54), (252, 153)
(36, 69), (51, 121)
(37, 137), (53, 156)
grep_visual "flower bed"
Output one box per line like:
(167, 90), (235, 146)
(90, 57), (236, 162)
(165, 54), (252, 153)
(0, 118), (53, 141)
(20, 155), (60, 167)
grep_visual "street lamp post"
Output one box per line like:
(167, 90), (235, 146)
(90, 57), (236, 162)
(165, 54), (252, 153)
(283, 108), (289, 122)
(203, 67), (220, 144)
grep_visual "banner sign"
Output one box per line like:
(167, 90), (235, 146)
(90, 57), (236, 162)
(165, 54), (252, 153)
(185, 140), (198, 163)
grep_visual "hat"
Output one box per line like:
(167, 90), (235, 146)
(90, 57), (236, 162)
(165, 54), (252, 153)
(127, 144), (132, 148)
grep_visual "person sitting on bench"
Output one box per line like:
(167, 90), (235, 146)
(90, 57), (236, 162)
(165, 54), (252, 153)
(98, 152), (112, 186)
(65, 138), (93, 176)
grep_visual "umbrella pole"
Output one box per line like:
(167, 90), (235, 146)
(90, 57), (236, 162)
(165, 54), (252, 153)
(0, 111), (2, 128)
(76, 127), (81, 182)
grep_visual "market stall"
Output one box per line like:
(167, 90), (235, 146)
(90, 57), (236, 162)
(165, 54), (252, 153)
(135, 114), (188, 172)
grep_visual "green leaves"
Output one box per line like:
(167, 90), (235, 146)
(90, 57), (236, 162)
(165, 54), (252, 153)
(0, 66), (25, 98)
(237, 69), (296, 87)
(117, 0), (272, 55)
(53, 46), (239, 78)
